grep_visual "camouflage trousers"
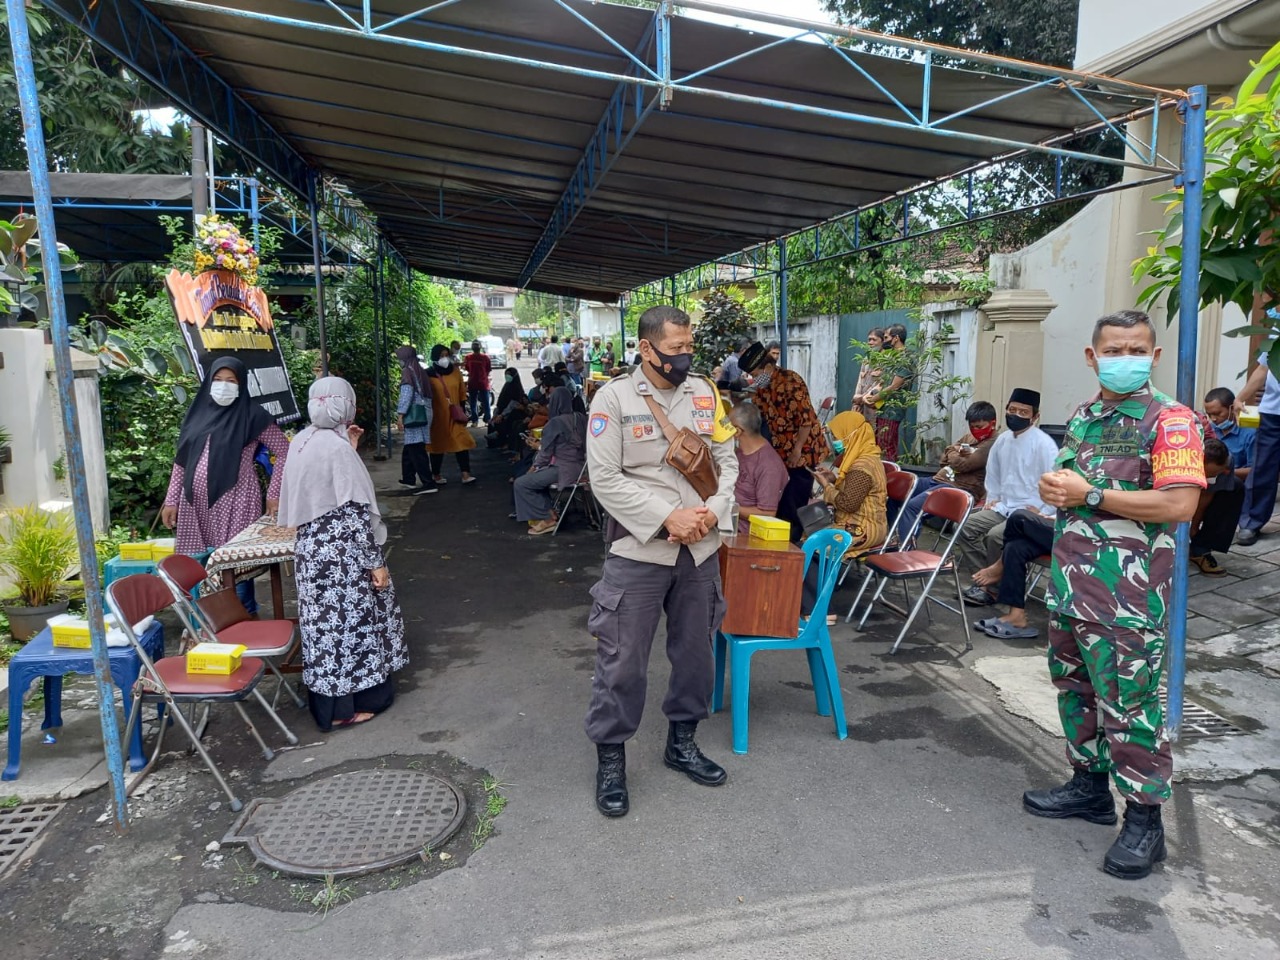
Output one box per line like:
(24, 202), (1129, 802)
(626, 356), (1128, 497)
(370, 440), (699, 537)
(1047, 615), (1172, 803)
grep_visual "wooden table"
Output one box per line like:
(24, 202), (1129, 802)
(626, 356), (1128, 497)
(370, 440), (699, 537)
(718, 536), (805, 639)
(205, 517), (296, 620)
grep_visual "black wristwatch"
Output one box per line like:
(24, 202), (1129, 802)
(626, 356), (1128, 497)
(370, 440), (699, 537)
(1084, 487), (1104, 510)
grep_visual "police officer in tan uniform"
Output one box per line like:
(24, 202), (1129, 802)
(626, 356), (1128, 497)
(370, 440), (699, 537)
(584, 305), (739, 817)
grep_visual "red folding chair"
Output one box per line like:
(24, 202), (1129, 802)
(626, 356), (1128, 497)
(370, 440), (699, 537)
(817, 396), (836, 427)
(881, 459), (900, 474)
(157, 554), (304, 709)
(839, 469), (918, 607)
(847, 486), (974, 654)
(107, 574), (298, 811)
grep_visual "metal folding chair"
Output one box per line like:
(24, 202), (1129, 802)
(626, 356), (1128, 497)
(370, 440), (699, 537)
(157, 554), (305, 709)
(107, 574), (298, 811)
(847, 486), (974, 654)
(839, 469), (917, 606)
(551, 462), (601, 535)
(1025, 553), (1053, 605)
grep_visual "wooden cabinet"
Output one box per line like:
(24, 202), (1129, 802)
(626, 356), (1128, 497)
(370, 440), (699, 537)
(718, 536), (804, 639)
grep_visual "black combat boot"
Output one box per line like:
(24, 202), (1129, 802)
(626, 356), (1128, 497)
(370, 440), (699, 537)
(1023, 769), (1116, 824)
(1103, 801), (1166, 879)
(595, 743), (629, 818)
(663, 721), (727, 786)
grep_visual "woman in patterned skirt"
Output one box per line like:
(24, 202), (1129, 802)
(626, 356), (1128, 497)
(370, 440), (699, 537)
(278, 377), (408, 731)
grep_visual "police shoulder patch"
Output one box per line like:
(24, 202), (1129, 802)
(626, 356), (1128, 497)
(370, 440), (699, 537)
(589, 413), (609, 437)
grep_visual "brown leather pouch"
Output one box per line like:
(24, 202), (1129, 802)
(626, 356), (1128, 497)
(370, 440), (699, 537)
(643, 395), (720, 501)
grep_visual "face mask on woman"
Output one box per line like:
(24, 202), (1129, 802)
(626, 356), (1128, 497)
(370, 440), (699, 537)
(505, 373), (515, 383)
(436, 356), (452, 370)
(210, 382), (239, 406)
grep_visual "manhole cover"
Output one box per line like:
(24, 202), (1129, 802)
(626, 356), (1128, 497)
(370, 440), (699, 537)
(222, 769), (466, 878)
(0, 801), (63, 876)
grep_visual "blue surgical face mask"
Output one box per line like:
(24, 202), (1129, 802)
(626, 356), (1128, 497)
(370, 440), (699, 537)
(1095, 355), (1153, 394)
(831, 438), (846, 455)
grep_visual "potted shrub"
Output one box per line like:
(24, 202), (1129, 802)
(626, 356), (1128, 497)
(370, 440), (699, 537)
(0, 506), (80, 640)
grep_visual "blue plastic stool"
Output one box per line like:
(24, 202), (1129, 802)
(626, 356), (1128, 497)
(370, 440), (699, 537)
(712, 528), (853, 754)
(4, 620), (165, 780)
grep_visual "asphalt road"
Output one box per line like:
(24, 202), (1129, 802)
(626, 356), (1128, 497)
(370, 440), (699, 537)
(5, 437), (1278, 959)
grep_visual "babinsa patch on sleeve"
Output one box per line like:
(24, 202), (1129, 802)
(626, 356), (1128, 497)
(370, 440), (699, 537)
(1160, 415), (1192, 449)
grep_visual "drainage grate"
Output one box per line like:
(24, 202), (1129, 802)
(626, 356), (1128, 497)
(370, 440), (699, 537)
(1159, 690), (1246, 741)
(0, 802), (63, 876)
(222, 769), (467, 878)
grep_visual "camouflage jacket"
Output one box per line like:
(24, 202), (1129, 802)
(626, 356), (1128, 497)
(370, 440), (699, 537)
(1047, 386), (1206, 630)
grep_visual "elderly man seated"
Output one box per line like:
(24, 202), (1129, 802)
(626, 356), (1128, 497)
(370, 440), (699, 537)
(971, 508), (1056, 640)
(728, 401), (788, 536)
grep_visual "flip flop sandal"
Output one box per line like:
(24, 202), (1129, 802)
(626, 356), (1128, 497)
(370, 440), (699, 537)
(973, 617), (1004, 633)
(962, 585), (997, 606)
(981, 620), (1040, 640)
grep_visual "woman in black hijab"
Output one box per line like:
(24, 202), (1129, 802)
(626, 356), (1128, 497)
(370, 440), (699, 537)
(160, 356), (290, 614)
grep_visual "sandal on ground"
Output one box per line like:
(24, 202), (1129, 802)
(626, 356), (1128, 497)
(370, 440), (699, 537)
(461, 475), (477, 485)
(433, 476), (448, 485)
(979, 619), (1039, 640)
(962, 585), (997, 606)
(1190, 553), (1225, 576)
(331, 712), (376, 729)
(528, 518), (557, 535)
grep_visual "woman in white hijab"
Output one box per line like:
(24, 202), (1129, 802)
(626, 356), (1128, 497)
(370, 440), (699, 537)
(278, 377), (408, 731)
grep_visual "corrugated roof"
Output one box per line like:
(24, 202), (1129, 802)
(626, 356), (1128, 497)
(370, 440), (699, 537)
(53, 0), (1174, 299)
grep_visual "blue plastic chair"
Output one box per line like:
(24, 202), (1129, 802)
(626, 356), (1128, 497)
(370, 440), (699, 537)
(712, 528), (853, 754)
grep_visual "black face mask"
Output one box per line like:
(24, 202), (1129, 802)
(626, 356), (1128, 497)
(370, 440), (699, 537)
(1006, 413), (1033, 433)
(648, 346), (693, 386)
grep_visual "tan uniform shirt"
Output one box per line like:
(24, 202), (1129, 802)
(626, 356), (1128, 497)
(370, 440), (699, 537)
(586, 367), (738, 567)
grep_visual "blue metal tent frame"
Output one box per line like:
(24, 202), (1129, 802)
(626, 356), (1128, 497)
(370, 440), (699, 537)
(6, 0), (1207, 829)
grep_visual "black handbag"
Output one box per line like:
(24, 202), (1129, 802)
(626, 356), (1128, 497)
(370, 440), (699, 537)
(796, 501), (833, 540)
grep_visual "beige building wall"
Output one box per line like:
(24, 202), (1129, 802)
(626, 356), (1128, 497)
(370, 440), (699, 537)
(0, 329), (109, 532)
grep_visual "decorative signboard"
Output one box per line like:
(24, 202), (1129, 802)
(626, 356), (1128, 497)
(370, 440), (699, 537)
(165, 267), (300, 424)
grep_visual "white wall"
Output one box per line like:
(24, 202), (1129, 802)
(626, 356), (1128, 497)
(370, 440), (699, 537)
(990, 194), (1254, 421)
(579, 303), (622, 344)
(1074, 0), (1221, 68)
(0, 329), (109, 532)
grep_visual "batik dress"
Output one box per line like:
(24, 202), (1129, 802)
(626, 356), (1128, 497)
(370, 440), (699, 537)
(294, 500), (409, 729)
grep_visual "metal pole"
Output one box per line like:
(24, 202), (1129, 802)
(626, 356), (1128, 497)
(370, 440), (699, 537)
(6, 0), (128, 829)
(248, 178), (261, 254)
(1165, 84), (1207, 739)
(307, 172), (328, 376)
(373, 239), (386, 460)
(618, 294), (627, 352)
(776, 238), (789, 366)
(190, 120), (209, 224)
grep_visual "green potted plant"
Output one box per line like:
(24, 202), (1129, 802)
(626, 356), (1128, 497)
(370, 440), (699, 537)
(0, 505), (80, 640)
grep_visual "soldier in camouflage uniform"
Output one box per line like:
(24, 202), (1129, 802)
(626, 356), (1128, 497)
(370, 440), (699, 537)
(1027, 310), (1205, 880)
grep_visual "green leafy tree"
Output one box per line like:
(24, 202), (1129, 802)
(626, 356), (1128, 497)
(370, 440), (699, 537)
(0, 8), (191, 173)
(692, 287), (753, 372)
(820, 0), (1078, 66)
(1133, 40), (1280, 364)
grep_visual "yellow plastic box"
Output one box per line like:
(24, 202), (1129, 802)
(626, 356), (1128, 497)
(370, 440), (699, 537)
(50, 616), (92, 648)
(748, 514), (791, 542)
(1239, 405), (1260, 429)
(48, 613), (118, 648)
(150, 538), (176, 559)
(119, 542), (153, 561)
(186, 642), (247, 676)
